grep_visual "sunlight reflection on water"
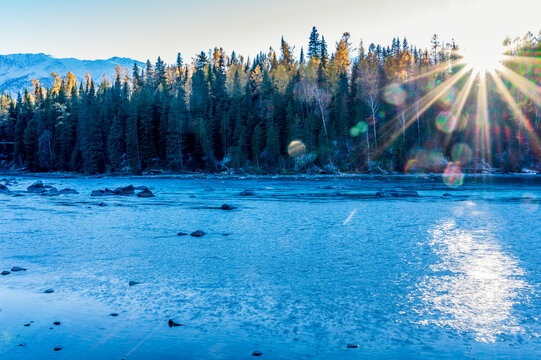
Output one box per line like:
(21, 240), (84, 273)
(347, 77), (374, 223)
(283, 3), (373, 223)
(417, 206), (529, 343)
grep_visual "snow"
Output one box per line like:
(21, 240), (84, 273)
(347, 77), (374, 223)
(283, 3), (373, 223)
(0, 176), (539, 359)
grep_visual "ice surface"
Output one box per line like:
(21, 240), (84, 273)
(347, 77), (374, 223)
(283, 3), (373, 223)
(0, 175), (539, 359)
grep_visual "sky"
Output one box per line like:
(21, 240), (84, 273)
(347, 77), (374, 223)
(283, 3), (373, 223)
(0, 0), (539, 64)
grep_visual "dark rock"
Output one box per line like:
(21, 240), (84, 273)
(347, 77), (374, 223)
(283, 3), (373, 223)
(110, 313), (119, 317)
(27, 181), (47, 193)
(190, 230), (206, 237)
(11, 266), (26, 272)
(240, 190), (256, 196)
(137, 189), (155, 198)
(54, 346), (63, 351)
(347, 344), (360, 349)
(442, 193), (452, 197)
(18, 343), (26, 347)
(59, 188), (79, 195)
(376, 190), (419, 198)
(252, 351), (263, 356)
(0, 184), (9, 192)
(1, 271), (10, 275)
(168, 319), (183, 327)
(24, 323), (30, 327)
(113, 185), (135, 195)
(128, 281), (140, 286)
(42, 187), (59, 196)
(43, 288), (54, 294)
(91, 189), (117, 196)
(133, 185), (149, 191)
(189, 195), (196, 198)
(53, 321), (61, 326)
(98, 202), (108, 207)
(177, 232), (188, 236)
(220, 204), (236, 210)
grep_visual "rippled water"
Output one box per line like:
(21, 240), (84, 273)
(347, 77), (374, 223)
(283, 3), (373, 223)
(0, 175), (539, 359)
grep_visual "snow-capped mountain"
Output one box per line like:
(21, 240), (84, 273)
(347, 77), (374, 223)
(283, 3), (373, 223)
(0, 53), (144, 95)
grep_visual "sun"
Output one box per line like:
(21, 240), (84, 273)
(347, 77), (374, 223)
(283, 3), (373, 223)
(461, 44), (505, 74)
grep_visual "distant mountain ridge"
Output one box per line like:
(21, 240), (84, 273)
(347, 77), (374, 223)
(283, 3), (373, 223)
(0, 53), (144, 95)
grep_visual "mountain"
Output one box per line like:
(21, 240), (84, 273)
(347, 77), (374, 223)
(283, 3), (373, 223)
(0, 53), (144, 95)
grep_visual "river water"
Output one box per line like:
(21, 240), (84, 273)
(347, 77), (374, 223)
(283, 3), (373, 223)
(0, 175), (539, 359)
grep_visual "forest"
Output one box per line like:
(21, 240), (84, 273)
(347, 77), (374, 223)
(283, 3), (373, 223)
(0, 28), (539, 174)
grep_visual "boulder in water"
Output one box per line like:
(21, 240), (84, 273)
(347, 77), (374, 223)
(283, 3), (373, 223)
(0, 184), (9, 193)
(252, 351), (263, 356)
(168, 319), (183, 327)
(11, 266), (26, 272)
(110, 313), (119, 317)
(128, 281), (140, 286)
(54, 346), (63, 351)
(43, 288), (54, 294)
(53, 321), (61, 326)
(42, 187), (59, 196)
(240, 190), (256, 196)
(133, 185), (149, 191)
(137, 189), (155, 198)
(59, 188), (79, 195)
(1, 271), (10, 276)
(347, 344), (359, 349)
(113, 185), (135, 195)
(376, 190), (419, 198)
(220, 204), (236, 210)
(177, 232), (188, 236)
(27, 181), (47, 193)
(190, 230), (206, 237)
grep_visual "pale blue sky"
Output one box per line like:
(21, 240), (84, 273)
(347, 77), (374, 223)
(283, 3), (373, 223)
(0, 0), (539, 63)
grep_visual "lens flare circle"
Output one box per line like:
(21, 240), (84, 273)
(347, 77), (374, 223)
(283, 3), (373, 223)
(287, 140), (306, 157)
(436, 111), (459, 133)
(350, 121), (368, 137)
(442, 162), (464, 188)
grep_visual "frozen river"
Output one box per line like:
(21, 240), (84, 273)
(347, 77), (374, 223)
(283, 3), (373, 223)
(0, 175), (540, 359)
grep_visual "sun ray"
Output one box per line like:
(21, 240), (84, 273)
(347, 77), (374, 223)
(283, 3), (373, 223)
(496, 65), (541, 107)
(489, 72), (541, 159)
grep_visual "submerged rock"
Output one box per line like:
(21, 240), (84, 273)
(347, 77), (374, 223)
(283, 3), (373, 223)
(128, 281), (140, 286)
(376, 190), (419, 198)
(442, 193), (452, 197)
(347, 344), (359, 349)
(190, 230), (206, 237)
(133, 185), (149, 191)
(177, 232), (188, 236)
(168, 319), (183, 327)
(0, 184), (9, 193)
(59, 188), (79, 195)
(220, 204), (236, 210)
(54, 346), (63, 351)
(11, 266), (26, 272)
(110, 313), (119, 317)
(240, 190), (256, 196)
(24, 323), (30, 327)
(53, 321), (61, 326)
(252, 351), (263, 356)
(136, 189), (155, 198)
(42, 187), (59, 196)
(27, 181), (47, 193)
(43, 288), (54, 294)
(1, 270), (10, 275)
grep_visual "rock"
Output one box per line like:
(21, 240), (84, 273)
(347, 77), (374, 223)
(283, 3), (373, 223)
(0, 184), (9, 193)
(98, 202), (107, 207)
(190, 230), (206, 237)
(110, 313), (119, 317)
(442, 193), (452, 197)
(113, 185), (135, 195)
(220, 204), (236, 210)
(136, 189), (155, 198)
(133, 185), (149, 191)
(347, 344), (359, 349)
(24, 323), (30, 327)
(59, 188), (79, 195)
(18, 343), (26, 347)
(91, 189), (117, 196)
(168, 319), (183, 327)
(54, 346), (63, 351)
(177, 232), (188, 236)
(53, 321), (61, 326)
(27, 180), (47, 193)
(252, 351), (263, 356)
(11, 266), (26, 272)
(1, 271), (10, 275)
(128, 281), (140, 286)
(376, 190), (419, 198)
(42, 187), (59, 196)
(43, 288), (54, 294)
(240, 190), (256, 196)
(189, 195), (196, 198)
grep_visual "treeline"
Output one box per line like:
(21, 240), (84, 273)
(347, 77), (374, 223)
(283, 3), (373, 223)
(0, 28), (539, 174)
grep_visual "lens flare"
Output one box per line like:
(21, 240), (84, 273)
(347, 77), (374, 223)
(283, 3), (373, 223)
(383, 83), (406, 106)
(442, 162), (464, 188)
(287, 140), (306, 157)
(436, 111), (459, 133)
(350, 121), (368, 137)
(451, 143), (473, 164)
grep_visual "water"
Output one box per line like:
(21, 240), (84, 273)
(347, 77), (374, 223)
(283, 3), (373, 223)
(0, 175), (539, 359)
